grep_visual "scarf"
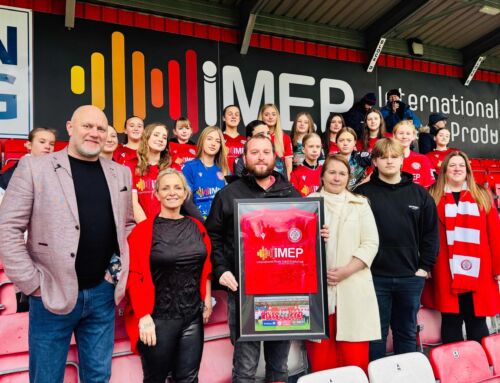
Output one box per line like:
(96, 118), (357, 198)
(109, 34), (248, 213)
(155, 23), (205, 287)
(443, 183), (482, 293)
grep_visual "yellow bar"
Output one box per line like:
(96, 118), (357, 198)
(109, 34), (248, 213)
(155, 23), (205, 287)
(70, 66), (85, 95)
(112, 32), (126, 132)
(91, 52), (105, 110)
(132, 51), (146, 120)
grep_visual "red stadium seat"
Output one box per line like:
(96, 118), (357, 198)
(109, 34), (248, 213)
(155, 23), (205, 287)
(54, 141), (68, 151)
(0, 280), (16, 315)
(430, 341), (492, 383)
(473, 168), (488, 185)
(2, 139), (28, 171)
(199, 335), (234, 383)
(298, 366), (368, 383)
(483, 334), (500, 375)
(481, 159), (500, 169)
(386, 327), (394, 354)
(470, 158), (484, 169)
(417, 307), (442, 351)
(109, 353), (143, 383)
(209, 290), (228, 325)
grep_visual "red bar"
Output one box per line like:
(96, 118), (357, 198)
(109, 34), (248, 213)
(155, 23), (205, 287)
(180, 20), (194, 36)
(404, 58), (412, 70)
(168, 60), (181, 120)
(221, 28), (238, 44)
(117, 9), (134, 26)
(260, 34), (271, 49)
(134, 13), (150, 29)
(338, 47), (347, 60)
(207, 25), (220, 41)
(387, 55), (395, 67)
(166, 18), (179, 34)
(102, 7), (118, 23)
(327, 46), (338, 59)
(317, 44), (327, 58)
(75, 2), (83, 18)
(185, 50), (199, 133)
(413, 59), (421, 72)
(295, 41), (305, 54)
(395, 57), (404, 69)
(378, 54), (387, 67)
(360, 51), (368, 63)
(271, 36), (282, 51)
(250, 34), (259, 47)
(84, 3), (101, 21)
(194, 23), (208, 39)
(438, 64), (445, 75)
(306, 42), (316, 56)
(283, 39), (294, 53)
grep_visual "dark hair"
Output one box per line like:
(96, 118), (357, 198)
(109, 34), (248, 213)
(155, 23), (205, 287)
(221, 105), (241, 131)
(28, 127), (57, 142)
(321, 113), (346, 153)
(245, 120), (267, 138)
(243, 134), (275, 155)
(361, 108), (386, 151)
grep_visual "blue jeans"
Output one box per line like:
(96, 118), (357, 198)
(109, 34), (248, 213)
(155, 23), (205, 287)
(228, 293), (290, 383)
(29, 280), (115, 383)
(369, 275), (425, 361)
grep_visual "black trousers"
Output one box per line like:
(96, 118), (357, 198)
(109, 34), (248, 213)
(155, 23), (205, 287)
(138, 313), (204, 383)
(441, 292), (490, 344)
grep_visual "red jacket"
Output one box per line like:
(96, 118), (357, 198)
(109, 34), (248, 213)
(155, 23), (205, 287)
(124, 216), (212, 353)
(422, 198), (500, 316)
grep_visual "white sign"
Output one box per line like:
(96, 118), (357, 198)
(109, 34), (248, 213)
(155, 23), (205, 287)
(0, 6), (32, 137)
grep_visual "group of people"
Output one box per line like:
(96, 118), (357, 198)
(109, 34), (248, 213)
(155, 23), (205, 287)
(0, 97), (498, 383)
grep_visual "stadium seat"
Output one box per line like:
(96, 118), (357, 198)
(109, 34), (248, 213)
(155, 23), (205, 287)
(481, 159), (500, 169)
(109, 353), (143, 383)
(473, 168), (488, 185)
(368, 352), (435, 383)
(0, 280), (16, 315)
(199, 335), (234, 383)
(417, 307), (442, 351)
(54, 141), (68, 151)
(430, 341), (492, 383)
(482, 334), (500, 375)
(297, 365), (368, 383)
(2, 139), (28, 172)
(476, 377), (500, 383)
(0, 359), (79, 382)
(470, 158), (483, 169)
(386, 327), (394, 354)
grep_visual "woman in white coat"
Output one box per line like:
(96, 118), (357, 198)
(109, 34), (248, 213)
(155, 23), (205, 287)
(306, 154), (380, 373)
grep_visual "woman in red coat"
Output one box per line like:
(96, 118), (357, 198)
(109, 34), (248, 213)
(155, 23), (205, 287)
(423, 151), (500, 344)
(125, 168), (212, 383)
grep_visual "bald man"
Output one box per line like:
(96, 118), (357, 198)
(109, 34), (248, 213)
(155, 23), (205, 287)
(0, 105), (135, 383)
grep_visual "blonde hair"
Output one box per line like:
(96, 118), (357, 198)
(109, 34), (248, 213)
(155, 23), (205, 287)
(429, 151), (492, 212)
(335, 127), (357, 143)
(155, 168), (191, 201)
(393, 120), (417, 136)
(196, 126), (230, 175)
(136, 123), (171, 176)
(258, 104), (285, 157)
(291, 112), (315, 146)
(371, 137), (404, 159)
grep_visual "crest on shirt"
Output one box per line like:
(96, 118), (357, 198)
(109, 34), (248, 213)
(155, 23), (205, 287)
(135, 178), (146, 192)
(461, 259), (473, 271)
(189, 148), (196, 155)
(412, 162), (421, 170)
(217, 171), (225, 181)
(302, 175), (306, 181)
(198, 172), (203, 177)
(288, 227), (302, 243)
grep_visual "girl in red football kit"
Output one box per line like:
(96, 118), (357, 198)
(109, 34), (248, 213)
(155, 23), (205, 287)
(357, 109), (388, 153)
(393, 121), (436, 188)
(132, 123), (170, 222)
(322, 113), (345, 155)
(113, 116), (144, 169)
(258, 104), (293, 179)
(291, 112), (315, 168)
(221, 105), (245, 174)
(306, 154), (380, 373)
(425, 127), (457, 174)
(169, 117), (197, 171)
(290, 133), (322, 196)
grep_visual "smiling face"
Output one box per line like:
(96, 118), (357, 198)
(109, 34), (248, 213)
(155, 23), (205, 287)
(27, 130), (56, 156)
(244, 137), (275, 179)
(337, 131), (356, 156)
(445, 154), (467, 187)
(296, 114), (310, 134)
(155, 172), (188, 212)
(261, 107), (278, 129)
(223, 106), (241, 129)
(67, 105), (108, 160)
(147, 125), (168, 154)
(174, 121), (193, 144)
(435, 128), (451, 148)
(322, 158), (349, 194)
(394, 124), (416, 149)
(124, 117), (144, 143)
(203, 130), (222, 157)
(102, 126), (118, 154)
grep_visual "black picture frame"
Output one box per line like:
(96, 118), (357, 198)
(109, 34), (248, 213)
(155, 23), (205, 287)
(233, 197), (329, 341)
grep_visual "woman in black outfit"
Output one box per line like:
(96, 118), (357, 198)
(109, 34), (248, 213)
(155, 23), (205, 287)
(125, 168), (212, 383)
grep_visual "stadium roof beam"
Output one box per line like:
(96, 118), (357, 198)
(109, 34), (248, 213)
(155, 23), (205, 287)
(364, 0), (429, 72)
(65, 0), (76, 29)
(462, 26), (500, 85)
(240, 0), (270, 55)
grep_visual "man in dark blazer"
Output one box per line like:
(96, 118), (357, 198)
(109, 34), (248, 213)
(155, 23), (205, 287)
(0, 105), (135, 383)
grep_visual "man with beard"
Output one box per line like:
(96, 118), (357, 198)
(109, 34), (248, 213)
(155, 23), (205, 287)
(206, 133), (301, 382)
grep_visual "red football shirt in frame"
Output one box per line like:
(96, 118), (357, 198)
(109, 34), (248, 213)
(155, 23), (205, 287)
(223, 133), (246, 174)
(402, 150), (436, 188)
(241, 208), (318, 295)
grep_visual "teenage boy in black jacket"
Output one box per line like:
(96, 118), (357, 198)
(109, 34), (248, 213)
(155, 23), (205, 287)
(355, 137), (439, 361)
(206, 134), (301, 383)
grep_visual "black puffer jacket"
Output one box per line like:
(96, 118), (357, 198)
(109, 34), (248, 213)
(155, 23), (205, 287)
(205, 171), (301, 282)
